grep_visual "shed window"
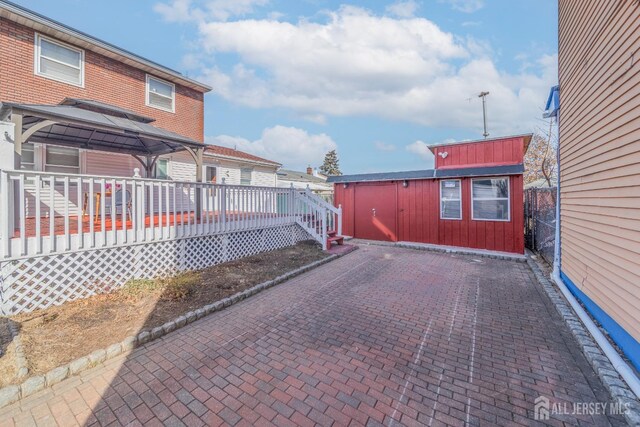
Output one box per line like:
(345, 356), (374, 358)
(240, 168), (252, 186)
(471, 177), (510, 221)
(146, 75), (175, 112)
(440, 180), (461, 220)
(35, 34), (84, 86)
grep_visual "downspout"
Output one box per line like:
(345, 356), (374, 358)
(549, 93), (640, 398)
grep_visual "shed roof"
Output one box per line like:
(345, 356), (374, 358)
(326, 164), (524, 184)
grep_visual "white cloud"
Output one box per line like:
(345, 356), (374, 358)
(374, 141), (397, 152)
(440, 0), (484, 13)
(385, 0), (420, 18)
(189, 5), (556, 136)
(154, 0), (268, 22)
(207, 125), (337, 170)
(406, 140), (431, 159)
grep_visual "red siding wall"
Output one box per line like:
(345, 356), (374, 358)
(0, 19), (205, 142)
(334, 175), (524, 254)
(433, 137), (524, 169)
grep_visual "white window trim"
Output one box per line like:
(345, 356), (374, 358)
(204, 165), (218, 183)
(23, 143), (84, 173)
(240, 168), (253, 186)
(471, 176), (511, 222)
(439, 179), (462, 220)
(146, 74), (175, 113)
(154, 158), (170, 179)
(34, 33), (85, 88)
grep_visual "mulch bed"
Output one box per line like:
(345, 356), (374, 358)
(0, 241), (327, 384)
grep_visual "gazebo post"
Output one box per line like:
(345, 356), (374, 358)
(10, 112), (22, 170)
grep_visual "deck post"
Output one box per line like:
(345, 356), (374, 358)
(133, 168), (145, 241)
(194, 148), (203, 220)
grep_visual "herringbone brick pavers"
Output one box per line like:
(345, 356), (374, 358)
(0, 245), (626, 426)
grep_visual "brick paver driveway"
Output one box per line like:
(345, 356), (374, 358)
(0, 245), (625, 426)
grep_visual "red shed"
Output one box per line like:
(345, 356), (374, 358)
(329, 134), (531, 254)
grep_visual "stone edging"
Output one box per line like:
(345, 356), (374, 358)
(0, 248), (355, 409)
(7, 322), (28, 380)
(526, 256), (640, 427)
(393, 241), (527, 262)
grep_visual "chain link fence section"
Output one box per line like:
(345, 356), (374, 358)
(525, 188), (557, 264)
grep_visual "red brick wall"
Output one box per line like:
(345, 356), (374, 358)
(0, 18), (205, 142)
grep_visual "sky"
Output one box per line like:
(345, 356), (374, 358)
(16, 0), (558, 173)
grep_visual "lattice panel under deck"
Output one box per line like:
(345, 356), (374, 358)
(0, 224), (313, 315)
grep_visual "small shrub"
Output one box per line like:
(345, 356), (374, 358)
(161, 272), (200, 301)
(120, 279), (160, 298)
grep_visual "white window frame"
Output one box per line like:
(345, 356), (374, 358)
(146, 75), (175, 113)
(34, 33), (85, 87)
(154, 158), (170, 179)
(439, 179), (462, 220)
(205, 165), (218, 183)
(471, 177), (511, 222)
(44, 144), (81, 174)
(240, 168), (253, 186)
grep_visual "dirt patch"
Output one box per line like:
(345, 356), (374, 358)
(11, 241), (327, 379)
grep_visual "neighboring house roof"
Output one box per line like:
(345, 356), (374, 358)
(0, 0), (211, 93)
(204, 145), (281, 168)
(327, 164), (525, 184)
(277, 169), (329, 185)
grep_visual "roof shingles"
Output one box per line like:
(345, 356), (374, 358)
(204, 145), (281, 167)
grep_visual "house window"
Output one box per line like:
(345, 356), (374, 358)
(44, 145), (80, 174)
(20, 143), (36, 171)
(155, 159), (169, 179)
(35, 34), (84, 87)
(146, 75), (175, 112)
(205, 166), (217, 183)
(240, 168), (252, 186)
(440, 179), (462, 220)
(471, 177), (510, 221)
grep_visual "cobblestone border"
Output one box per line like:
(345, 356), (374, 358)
(7, 321), (28, 380)
(526, 256), (640, 427)
(357, 239), (527, 262)
(0, 247), (357, 409)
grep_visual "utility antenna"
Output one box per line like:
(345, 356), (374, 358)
(478, 91), (490, 138)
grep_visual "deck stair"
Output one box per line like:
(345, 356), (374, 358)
(293, 188), (343, 251)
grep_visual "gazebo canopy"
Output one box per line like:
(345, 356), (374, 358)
(0, 99), (203, 157)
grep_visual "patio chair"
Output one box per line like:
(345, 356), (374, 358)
(114, 189), (133, 218)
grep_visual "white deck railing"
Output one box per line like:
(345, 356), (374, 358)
(0, 169), (342, 260)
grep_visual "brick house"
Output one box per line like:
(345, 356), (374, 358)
(0, 1), (333, 315)
(0, 0), (279, 185)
